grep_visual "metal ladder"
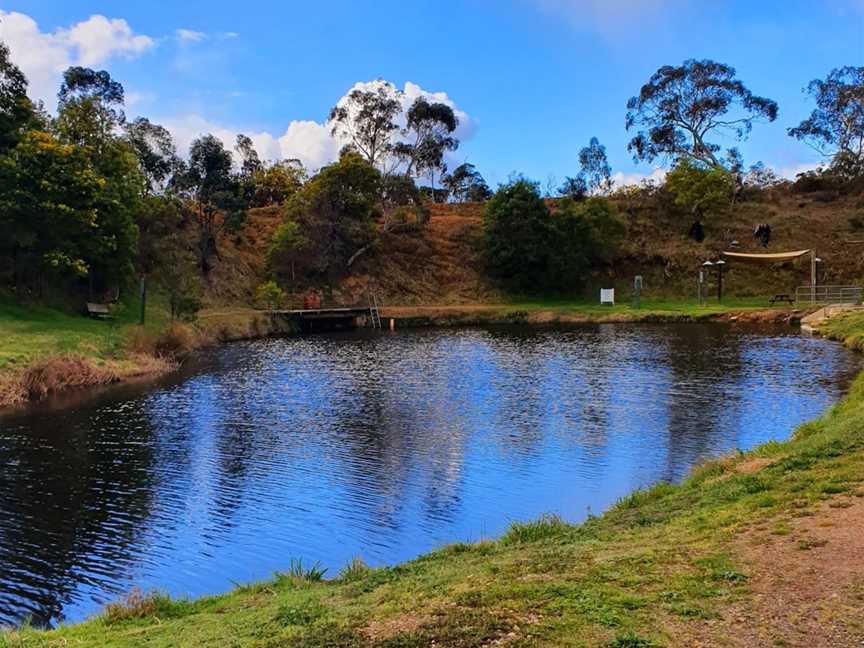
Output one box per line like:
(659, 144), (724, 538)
(368, 292), (382, 329)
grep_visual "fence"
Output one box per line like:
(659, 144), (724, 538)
(795, 285), (863, 305)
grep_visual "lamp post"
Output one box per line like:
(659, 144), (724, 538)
(701, 260), (713, 305)
(702, 260), (725, 303)
(716, 259), (726, 302)
(814, 257), (822, 288)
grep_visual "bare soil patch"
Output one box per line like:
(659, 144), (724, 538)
(669, 498), (864, 647)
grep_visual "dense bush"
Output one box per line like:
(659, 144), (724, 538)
(269, 152), (381, 284)
(483, 180), (624, 292)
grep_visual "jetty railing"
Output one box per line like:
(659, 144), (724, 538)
(795, 285), (863, 305)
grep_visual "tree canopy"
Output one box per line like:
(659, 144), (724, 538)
(789, 66), (864, 178)
(270, 152), (381, 283)
(483, 179), (624, 292)
(328, 83), (402, 170)
(626, 59), (778, 169)
(442, 163), (491, 202)
(665, 159), (734, 237)
(125, 117), (179, 193)
(0, 41), (36, 155)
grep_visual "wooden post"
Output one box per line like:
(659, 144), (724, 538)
(811, 250), (816, 303)
(389, 318), (395, 331)
(139, 276), (147, 325)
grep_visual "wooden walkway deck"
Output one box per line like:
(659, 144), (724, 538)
(271, 307), (376, 332)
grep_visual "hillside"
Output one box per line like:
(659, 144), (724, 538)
(203, 184), (864, 308)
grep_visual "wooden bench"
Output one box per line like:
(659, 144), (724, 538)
(86, 302), (114, 319)
(769, 293), (794, 306)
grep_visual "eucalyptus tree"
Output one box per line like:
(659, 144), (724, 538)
(626, 59), (778, 169)
(396, 97), (459, 190)
(578, 137), (613, 195)
(789, 66), (864, 177)
(442, 163), (491, 202)
(173, 134), (249, 273)
(124, 117), (179, 193)
(328, 82), (402, 170)
(55, 67), (126, 151)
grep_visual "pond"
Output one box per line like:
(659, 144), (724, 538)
(0, 323), (860, 627)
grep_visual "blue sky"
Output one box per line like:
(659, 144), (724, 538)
(3, 1), (864, 186)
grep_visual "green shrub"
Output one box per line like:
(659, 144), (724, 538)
(279, 558), (327, 582)
(501, 513), (570, 544)
(339, 557), (373, 582)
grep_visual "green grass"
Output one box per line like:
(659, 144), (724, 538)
(0, 294), (170, 370)
(505, 296), (782, 318)
(821, 309), (864, 351)
(5, 321), (864, 646)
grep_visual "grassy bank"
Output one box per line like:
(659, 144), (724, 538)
(0, 297), (291, 409)
(382, 297), (801, 328)
(3, 311), (863, 646)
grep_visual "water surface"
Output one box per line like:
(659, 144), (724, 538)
(0, 323), (859, 626)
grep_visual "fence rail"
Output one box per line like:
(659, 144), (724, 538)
(795, 285), (863, 305)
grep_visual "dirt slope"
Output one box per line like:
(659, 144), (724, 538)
(204, 186), (864, 308)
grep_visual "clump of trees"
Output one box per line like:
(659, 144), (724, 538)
(483, 179), (623, 292)
(0, 40), (300, 308)
(665, 160), (734, 241)
(328, 81), (461, 199)
(267, 152), (381, 286)
(0, 55), (143, 298)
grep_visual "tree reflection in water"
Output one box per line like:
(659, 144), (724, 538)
(0, 323), (859, 627)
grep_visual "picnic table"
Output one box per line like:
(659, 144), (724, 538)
(769, 293), (794, 306)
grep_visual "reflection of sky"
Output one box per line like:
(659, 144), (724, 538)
(0, 324), (860, 626)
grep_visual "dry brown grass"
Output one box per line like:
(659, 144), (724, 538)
(0, 352), (174, 409)
(0, 370), (26, 407)
(20, 354), (118, 400)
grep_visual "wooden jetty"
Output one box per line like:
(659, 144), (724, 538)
(272, 302), (382, 333)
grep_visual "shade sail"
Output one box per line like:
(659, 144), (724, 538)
(721, 250), (812, 264)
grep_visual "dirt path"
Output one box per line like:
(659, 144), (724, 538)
(670, 496), (864, 647)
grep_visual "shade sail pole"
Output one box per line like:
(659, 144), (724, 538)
(811, 250), (816, 302)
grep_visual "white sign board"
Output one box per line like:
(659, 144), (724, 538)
(600, 288), (615, 305)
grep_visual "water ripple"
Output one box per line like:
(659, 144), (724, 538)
(0, 323), (859, 626)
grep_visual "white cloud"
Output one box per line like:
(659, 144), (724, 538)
(59, 15), (153, 66)
(0, 11), (154, 108)
(159, 80), (476, 173)
(176, 28), (205, 43)
(612, 167), (667, 188)
(775, 162), (820, 180)
(277, 120), (340, 169)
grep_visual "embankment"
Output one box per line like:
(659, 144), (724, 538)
(4, 312), (864, 647)
(0, 309), (296, 410)
(380, 303), (805, 328)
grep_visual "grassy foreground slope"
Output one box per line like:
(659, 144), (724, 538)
(5, 324), (864, 646)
